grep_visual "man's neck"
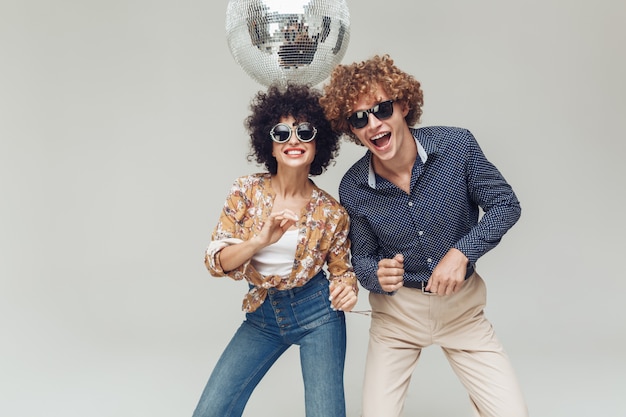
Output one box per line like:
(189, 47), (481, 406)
(372, 136), (418, 193)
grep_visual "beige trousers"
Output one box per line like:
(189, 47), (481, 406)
(362, 273), (528, 417)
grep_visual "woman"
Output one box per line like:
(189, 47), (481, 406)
(192, 83), (358, 417)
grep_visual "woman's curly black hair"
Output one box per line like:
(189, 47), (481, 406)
(245, 83), (340, 176)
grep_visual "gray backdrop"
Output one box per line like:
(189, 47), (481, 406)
(1, 1), (624, 416)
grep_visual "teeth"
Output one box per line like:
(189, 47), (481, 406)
(286, 150), (303, 155)
(371, 132), (388, 141)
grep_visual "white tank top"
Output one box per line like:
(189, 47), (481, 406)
(251, 228), (298, 277)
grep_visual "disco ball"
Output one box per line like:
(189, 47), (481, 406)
(225, 0), (350, 87)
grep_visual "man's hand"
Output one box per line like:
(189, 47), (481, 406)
(426, 248), (469, 295)
(377, 253), (405, 292)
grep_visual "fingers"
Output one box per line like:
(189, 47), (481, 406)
(271, 209), (298, 222)
(278, 217), (297, 229)
(380, 278), (403, 293)
(379, 254), (403, 269)
(259, 210), (299, 245)
(425, 248), (469, 295)
(378, 254), (404, 292)
(329, 285), (358, 312)
(278, 209), (299, 221)
(425, 275), (464, 295)
(272, 209), (299, 230)
(425, 251), (468, 295)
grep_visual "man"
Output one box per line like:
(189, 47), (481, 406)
(320, 54), (528, 417)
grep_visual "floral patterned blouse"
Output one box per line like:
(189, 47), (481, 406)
(205, 173), (358, 312)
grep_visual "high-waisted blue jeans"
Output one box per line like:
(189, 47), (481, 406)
(192, 271), (347, 417)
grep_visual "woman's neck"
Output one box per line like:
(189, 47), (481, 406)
(271, 170), (312, 199)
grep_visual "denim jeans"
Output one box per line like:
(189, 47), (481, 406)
(192, 270), (347, 417)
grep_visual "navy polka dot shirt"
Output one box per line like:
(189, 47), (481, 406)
(339, 126), (521, 294)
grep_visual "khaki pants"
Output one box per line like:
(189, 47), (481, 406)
(362, 273), (528, 417)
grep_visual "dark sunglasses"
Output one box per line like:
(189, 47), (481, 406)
(347, 100), (394, 129)
(270, 122), (317, 143)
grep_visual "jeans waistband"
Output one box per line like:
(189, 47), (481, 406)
(266, 269), (327, 298)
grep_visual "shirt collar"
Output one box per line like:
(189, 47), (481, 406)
(367, 129), (430, 188)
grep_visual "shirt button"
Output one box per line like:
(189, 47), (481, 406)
(426, 258), (432, 263)
(408, 201), (413, 207)
(418, 231), (424, 236)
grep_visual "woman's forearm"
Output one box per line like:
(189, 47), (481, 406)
(218, 236), (265, 272)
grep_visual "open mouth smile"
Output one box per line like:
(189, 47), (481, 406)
(370, 132), (391, 148)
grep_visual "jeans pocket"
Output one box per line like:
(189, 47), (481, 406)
(292, 290), (331, 330)
(245, 304), (267, 329)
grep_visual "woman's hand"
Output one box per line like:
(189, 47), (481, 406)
(219, 209), (299, 272)
(254, 209), (299, 247)
(329, 283), (358, 312)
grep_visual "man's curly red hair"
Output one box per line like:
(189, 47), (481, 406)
(320, 54), (424, 144)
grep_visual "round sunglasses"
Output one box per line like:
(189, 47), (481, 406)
(347, 100), (394, 129)
(270, 122), (317, 143)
